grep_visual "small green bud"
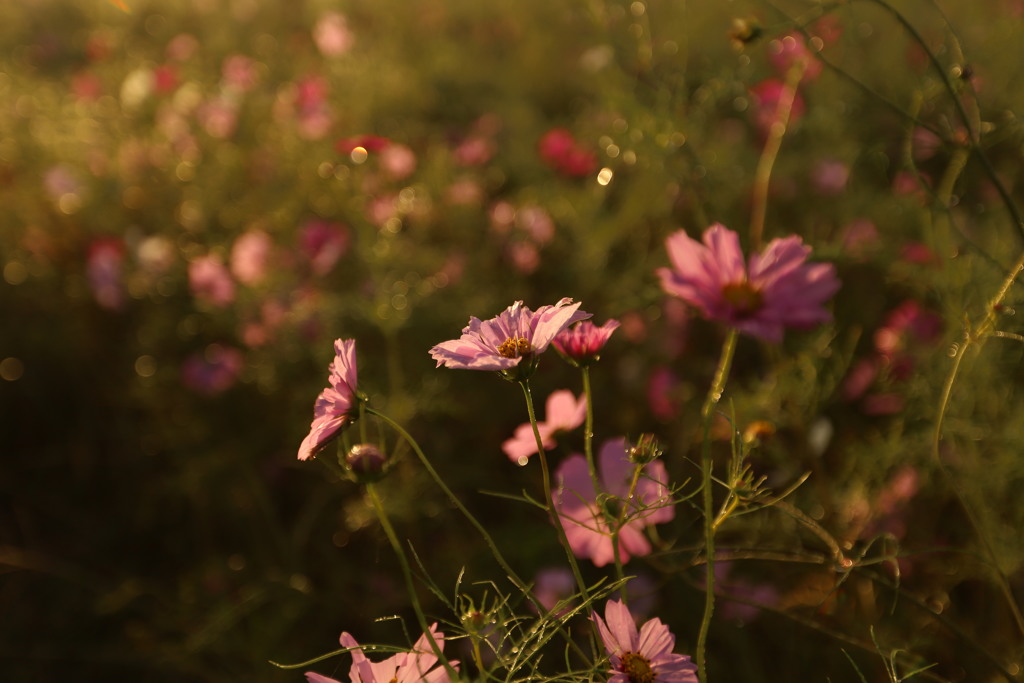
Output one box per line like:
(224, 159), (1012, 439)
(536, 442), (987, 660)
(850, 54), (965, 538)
(628, 433), (663, 464)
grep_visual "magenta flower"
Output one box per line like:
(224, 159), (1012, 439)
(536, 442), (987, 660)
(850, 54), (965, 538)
(657, 223), (839, 343)
(502, 389), (586, 465)
(306, 623), (457, 683)
(553, 439), (674, 567)
(189, 254), (236, 308)
(298, 338), (359, 461)
(592, 599), (697, 683)
(553, 319), (620, 365)
(429, 298), (590, 380)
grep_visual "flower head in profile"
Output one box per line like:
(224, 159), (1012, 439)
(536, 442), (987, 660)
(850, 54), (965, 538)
(657, 223), (839, 343)
(429, 298), (590, 381)
(553, 438), (674, 567)
(553, 318), (620, 366)
(592, 599), (698, 683)
(298, 339), (359, 461)
(502, 389), (586, 465)
(306, 623), (457, 683)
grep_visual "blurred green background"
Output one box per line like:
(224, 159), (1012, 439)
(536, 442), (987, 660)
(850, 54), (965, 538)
(4, 0), (1024, 680)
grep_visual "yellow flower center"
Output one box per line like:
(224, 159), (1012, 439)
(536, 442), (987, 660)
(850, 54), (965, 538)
(497, 336), (532, 358)
(721, 281), (764, 317)
(621, 651), (656, 683)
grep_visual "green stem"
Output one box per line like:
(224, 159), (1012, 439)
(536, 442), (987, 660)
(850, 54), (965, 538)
(520, 380), (591, 602)
(695, 329), (739, 683)
(581, 366), (601, 498)
(365, 483), (459, 682)
(611, 463), (645, 601)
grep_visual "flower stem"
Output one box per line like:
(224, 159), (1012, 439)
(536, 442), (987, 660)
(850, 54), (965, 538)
(695, 328), (739, 683)
(520, 380), (591, 602)
(749, 58), (806, 251)
(580, 366), (602, 499)
(611, 463), (645, 601)
(364, 482), (459, 682)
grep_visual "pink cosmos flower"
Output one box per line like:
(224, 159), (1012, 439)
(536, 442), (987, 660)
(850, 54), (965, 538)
(553, 319), (620, 365)
(300, 219), (350, 275)
(592, 599), (698, 683)
(553, 438), (674, 567)
(181, 345), (244, 395)
(539, 128), (597, 178)
(502, 389), (586, 465)
(429, 298), (590, 379)
(298, 338), (359, 461)
(306, 623), (456, 683)
(86, 237), (126, 310)
(657, 223), (839, 343)
(313, 12), (354, 58)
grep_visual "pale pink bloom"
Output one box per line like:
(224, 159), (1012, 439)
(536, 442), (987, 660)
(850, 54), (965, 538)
(553, 438), (674, 567)
(489, 201), (516, 235)
(502, 390), (586, 465)
(300, 219), (350, 275)
(453, 135), (495, 166)
(380, 143), (417, 180)
(592, 599), (697, 683)
(306, 623), (456, 683)
(444, 177), (483, 206)
(197, 97), (238, 139)
(189, 254), (236, 308)
(86, 237), (125, 310)
(314, 12), (354, 58)
(517, 205), (555, 245)
(657, 223), (840, 343)
(430, 298), (590, 376)
(181, 345), (244, 395)
(230, 229), (273, 286)
(298, 339), (359, 461)
(553, 319), (620, 365)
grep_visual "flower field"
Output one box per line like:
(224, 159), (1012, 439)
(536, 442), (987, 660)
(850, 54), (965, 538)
(4, 0), (1024, 681)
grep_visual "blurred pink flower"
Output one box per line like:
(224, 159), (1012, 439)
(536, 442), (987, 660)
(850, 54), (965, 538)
(517, 205), (555, 245)
(502, 389), (586, 465)
(166, 33), (198, 62)
(197, 97), (239, 139)
(592, 599), (698, 683)
(314, 12), (354, 58)
(647, 366), (681, 421)
(298, 338), (359, 461)
(380, 143), (417, 180)
(812, 159), (849, 196)
(553, 438), (674, 567)
(87, 237), (126, 310)
(181, 345), (244, 395)
(767, 33), (822, 81)
(189, 254), (236, 308)
(71, 71), (103, 100)
(657, 223), (839, 342)
(221, 54), (258, 92)
(300, 219), (350, 275)
(538, 128), (597, 178)
(749, 79), (805, 139)
(533, 567), (576, 614)
(230, 229), (273, 286)
(306, 623), (456, 683)
(553, 319), (620, 365)
(430, 298), (590, 377)
(507, 241), (540, 274)
(453, 135), (496, 166)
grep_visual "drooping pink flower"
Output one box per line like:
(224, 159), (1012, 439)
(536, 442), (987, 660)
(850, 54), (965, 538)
(502, 390), (586, 465)
(297, 338), (359, 461)
(189, 254), (236, 308)
(657, 223), (839, 342)
(553, 438), (674, 567)
(429, 298), (590, 379)
(592, 599), (698, 683)
(553, 319), (620, 365)
(306, 623), (457, 683)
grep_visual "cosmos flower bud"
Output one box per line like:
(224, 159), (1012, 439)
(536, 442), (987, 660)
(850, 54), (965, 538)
(345, 443), (387, 481)
(628, 433), (663, 464)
